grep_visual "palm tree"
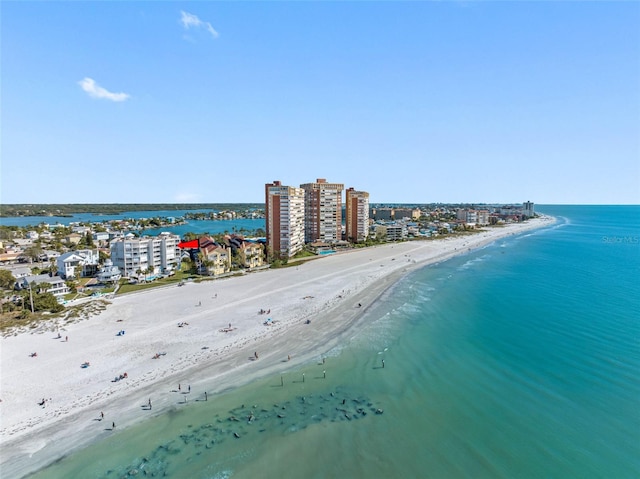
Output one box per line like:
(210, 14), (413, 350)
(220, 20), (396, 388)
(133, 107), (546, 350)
(49, 258), (58, 277)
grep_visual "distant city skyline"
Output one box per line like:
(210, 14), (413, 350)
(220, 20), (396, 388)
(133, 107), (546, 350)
(2, 2), (638, 205)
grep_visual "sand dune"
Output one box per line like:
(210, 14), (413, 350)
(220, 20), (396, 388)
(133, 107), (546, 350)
(0, 217), (554, 478)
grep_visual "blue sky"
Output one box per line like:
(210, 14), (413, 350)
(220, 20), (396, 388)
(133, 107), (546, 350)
(2, 1), (638, 205)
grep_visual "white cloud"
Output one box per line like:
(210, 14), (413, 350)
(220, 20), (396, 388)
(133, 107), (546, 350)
(78, 78), (130, 102)
(180, 10), (218, 39)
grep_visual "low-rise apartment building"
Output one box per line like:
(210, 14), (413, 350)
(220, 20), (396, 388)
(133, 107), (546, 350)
(110, 232), (180, 277)
(198, 237), (232, 276)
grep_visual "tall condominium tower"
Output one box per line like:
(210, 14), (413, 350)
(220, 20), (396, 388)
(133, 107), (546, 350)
(523, 201), (535, 218)
(345, 187), (370, 242)
(265, 180), (305, 258)
(300, 178), (344, 244)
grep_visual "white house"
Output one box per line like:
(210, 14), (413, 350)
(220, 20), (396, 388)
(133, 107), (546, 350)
(93, 232), (110, 242)
(17, 274), (70, 298)
(96, 259), (122, 283)
(56, 249), (100, 279)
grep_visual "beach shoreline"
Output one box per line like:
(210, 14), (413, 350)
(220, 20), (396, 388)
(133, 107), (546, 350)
(0, 216), (555, 478)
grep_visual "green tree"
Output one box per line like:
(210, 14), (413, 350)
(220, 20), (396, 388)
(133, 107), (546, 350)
(83, 232), (94, 247)
(23, 245), (43, 263)
(49, 258), (58, 276)
(0, 269), (16, 289)
(33, 291), (64, 313)
(98, 251), (110, 264)
(65, 279), (77, 294)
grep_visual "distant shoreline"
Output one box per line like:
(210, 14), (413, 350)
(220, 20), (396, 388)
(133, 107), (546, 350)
(0, 216), (555, 479)
(0, 203), (264, 218)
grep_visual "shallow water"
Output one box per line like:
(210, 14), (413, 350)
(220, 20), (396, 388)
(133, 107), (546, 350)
(30, 206), (640, 478)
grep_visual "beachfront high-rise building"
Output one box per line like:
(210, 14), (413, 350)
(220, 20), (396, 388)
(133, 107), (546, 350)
(265, 181), (306, 259)
(300, 178), (344, 244)
(345, 187), (370, 242)
(110, 232), (180, 277)
(523, 201), (535, 218)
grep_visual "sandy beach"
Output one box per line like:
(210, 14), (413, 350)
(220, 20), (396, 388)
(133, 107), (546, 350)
(0, 217), (554, 478)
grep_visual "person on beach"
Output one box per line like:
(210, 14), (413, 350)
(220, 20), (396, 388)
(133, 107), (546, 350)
(101, 411), (104, 420)
(188, 385), (191, 393)
(148, 398), (152, 409)
(178, 383), (181, 391)
(112, 422), (115, 429)
(65, 336), (68, 342)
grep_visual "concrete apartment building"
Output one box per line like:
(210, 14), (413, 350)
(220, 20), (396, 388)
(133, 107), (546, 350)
(345, 187), (370, 242)
(265, 181), (306, 258)
(300, 178), (344, 244)
(110, 232), (180, 277)
(393, 208), (421, 221)
(457, 209), (490, 226)
(523, 201), (535, 218)
(373, 224), (407, 241)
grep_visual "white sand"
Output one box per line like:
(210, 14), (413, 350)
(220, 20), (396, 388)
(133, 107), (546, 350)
(0, 217), (554, 477)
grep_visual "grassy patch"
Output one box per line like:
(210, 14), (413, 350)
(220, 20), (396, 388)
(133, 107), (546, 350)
(116, 271), (197, 295)
(0, 299), (110, 337)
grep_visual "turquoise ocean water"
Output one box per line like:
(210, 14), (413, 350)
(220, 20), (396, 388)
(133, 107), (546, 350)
(29, 205), (640, 478)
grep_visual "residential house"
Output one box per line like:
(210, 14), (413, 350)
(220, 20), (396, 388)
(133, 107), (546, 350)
(12, 267), (32, 279)
(17, 274), (70, 298)
(12, 239), (33, 248)
(65, 233), (83, 246)
(93, 232), (110, 245)
(0, 252), (22, 264)
(96, 260), (122, 283)
(56, 249), (100, 279)
(72, 226), (91, 234)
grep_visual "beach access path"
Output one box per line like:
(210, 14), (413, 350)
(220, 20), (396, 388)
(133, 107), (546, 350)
(0, 216), (555, 478)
